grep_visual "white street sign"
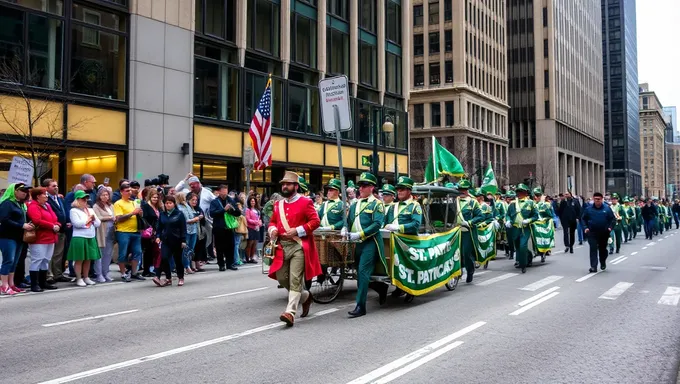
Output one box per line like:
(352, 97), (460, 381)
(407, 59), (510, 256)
(318, 75), (352, 134)
(8, 156), (33, 185)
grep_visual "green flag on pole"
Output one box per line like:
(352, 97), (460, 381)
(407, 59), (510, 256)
(424, 136), (465, 183)
(480, 161), (498, 194)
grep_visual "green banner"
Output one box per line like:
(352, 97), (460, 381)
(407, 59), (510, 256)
(471, 222), (496, 265)
(530, 219), (554, 253)
(391, 228), (462, 296)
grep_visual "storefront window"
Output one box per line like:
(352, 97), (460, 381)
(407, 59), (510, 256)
(291, 14), (317, 68)
(247, 0), (280, 56)
(66, 148), (123, 190)
(245, 71), (283, 129)
(0, 149), (59, 189)
(288, 83), (320, 135)
(326, 27), (349, 76)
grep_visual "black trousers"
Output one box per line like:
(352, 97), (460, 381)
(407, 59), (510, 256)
(14, 244), (28, 286)
(213, 227), (235, 268)
(157, 242), (184, 280)
(587, 231), (609, 269)
(141, 237), (156, 273)
(563, 220), (577, 248)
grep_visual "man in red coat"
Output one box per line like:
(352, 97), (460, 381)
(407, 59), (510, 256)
(268, 171), (322, 326)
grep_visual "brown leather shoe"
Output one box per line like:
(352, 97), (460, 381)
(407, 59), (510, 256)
(300, 292), (313, 318)
(279, 312), (294, 327)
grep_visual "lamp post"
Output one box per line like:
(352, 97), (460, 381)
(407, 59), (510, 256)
(378, 115), (394, 181)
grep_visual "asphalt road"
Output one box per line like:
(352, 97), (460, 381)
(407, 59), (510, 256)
(5, 227), (680, 384)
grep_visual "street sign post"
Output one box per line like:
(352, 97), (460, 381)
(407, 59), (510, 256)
(243, 145), (256, 194)
(319, 75), (352, 229)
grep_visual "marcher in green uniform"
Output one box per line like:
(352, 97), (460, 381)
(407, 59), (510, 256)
(380, 184), (397, 225)
(504, 184), (539, 273)
(532, 187), (554, 263)
(454, 180), (485, 283)
(317, 179), (345, 231)
(344, 172), (387, 318)
(471, 189), (494, 224)
(665, 201), (673, 231)
(298, 176), (310, 197)
(494, 192), (508, 256)
(383, 176), (422, 298)
(504, 190), (516, 259)
(609, 193), (627, 253)
(620, 197), (631, 243)
(635, 201), (643, 238)
(624, 198), (637, 241)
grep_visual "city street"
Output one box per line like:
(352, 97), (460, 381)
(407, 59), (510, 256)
(5, 229), (680, 384)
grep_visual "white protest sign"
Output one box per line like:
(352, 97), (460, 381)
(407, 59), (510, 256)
(318, 75), (352, 134)
(8, 156), (34, 185)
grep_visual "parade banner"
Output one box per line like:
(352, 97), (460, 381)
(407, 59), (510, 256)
(471, 222), (496, 265)
(391, 228), (462, 296)
(530, 219), (554, 253)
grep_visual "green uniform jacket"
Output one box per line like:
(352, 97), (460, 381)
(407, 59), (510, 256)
(383, 198), (423, 235)
(456, 196), (485, 226)
(611, 203), (628, 227)
(347, 196), (386, 266)
(317, 199), (345, 230)
(536, 201), (554, 220)
(494, 200), (507, 221)
(635, 206), (643, 225)
(478, 202), (494, 225)
(505, 197), (540, 227)
(625, 205), (636, 224)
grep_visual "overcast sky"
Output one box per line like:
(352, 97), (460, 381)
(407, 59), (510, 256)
(636, 0), (680, 114)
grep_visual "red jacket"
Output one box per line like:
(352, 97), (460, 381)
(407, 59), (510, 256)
(27, 200), (59, 244)
(267, 195), (322, 281)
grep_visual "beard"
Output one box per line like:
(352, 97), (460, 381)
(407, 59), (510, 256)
(281, 186), (295, 198)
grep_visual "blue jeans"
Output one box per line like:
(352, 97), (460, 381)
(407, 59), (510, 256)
(577, 220), (584, 243)
(0, 238), (22, 275)
(233, 233), (242, 266)
(184, 233), (197, 268)
(116, 232), (142, 264)
(644, 219), (654, 238)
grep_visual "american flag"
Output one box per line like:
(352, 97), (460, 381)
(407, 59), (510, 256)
(249, 79), (272, 170)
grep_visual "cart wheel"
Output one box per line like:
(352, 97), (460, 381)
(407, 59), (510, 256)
(310, 265), (344, 304)
(445, 276), (460, 291)
(404, 294), (414, 303)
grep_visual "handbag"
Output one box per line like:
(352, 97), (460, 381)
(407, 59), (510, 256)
(141, 226), (154, 239)
(224, 212), (239, 230)
(23, 228), (37, 244)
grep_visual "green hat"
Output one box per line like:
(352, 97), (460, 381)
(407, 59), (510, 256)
(445, 182), (455, 189)
(74, 190), (88, 200)
(298, 176), (309, 193)
(470, 188), (484, 197)
(611, 193), (620, 200)
(347, 180), (356, 189)
(326, 178), (342, 191)
(506, 190), (516, 198)
(380, 184), (396, 196)
(516, 183), (529, 192)
(457, 179), (472, 189)
(358, 172), (377, 186)
(532, 187), (543, 196)
(396, 176), (414, 190)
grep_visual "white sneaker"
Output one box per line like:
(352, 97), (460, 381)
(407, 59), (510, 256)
(76, 278), (86, 287)
(83, 278), (96, 286)
(96, 276), (106, 283)
(104, 274), (113, 282)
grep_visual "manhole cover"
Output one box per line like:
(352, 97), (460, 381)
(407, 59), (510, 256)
(640, 266), (667, 271)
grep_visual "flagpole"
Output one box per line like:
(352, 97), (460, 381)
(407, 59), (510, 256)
(432, 136), (437, 183)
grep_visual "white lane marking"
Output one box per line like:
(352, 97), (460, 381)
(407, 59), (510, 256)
(42, 310), (139, 328)
(0, 282), (125, 299)
(631, 252), (638, 256)
(476, 273), (518, 286)
(658, 287), (680, 306)
(611, 257), (628, 265)
(642, 247), (648, 250)
(38, 307), (340, 384)
(346, 322), (486, 384)
(575, 271), (601, 282)
(599, 282), (634, 300)
(517, 286), (560, 306)
(372, 342), (465, 384)
(659, 239), (664, 242)
(665, 235), (669, 239)
(461, 271), (490, 279)
(647, 242), (656, 246)
(206, 287), (268, 299)
(519, 276), (563, 291)
(609, 255), (626, 263)
(509, 292), (560, 316)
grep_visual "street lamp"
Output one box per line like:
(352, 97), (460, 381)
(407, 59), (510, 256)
(372, 115), (394, 183)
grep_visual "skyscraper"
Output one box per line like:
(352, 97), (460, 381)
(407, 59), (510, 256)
(639, 83), (666, 198)
(663, 106), (678, 143)
(507, 0), (605, 195)
(602, 0), (641, 197)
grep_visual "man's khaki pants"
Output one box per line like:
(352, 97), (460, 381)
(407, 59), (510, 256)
(276, 240), (309, 316)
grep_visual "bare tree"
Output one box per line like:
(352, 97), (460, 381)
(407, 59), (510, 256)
(0, 60), (89, 186)
(533, 155), (556, 194)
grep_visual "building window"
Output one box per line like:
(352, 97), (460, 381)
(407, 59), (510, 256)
(543, 38), (548, 57)
(196, 0), (236, 42)
(386, 52), (401, 95)
(429, 63), (440, 85)
(247, 0), (280, 56)
(291, 14), (317, 68)
(386, 0), (401, 44)
(194, 45), (240, 121)
(429, 32), (439, 54)
(288, 83), (320, 135)
(542, 7), (547, 27)
(359, 42), (376, 87)
(413, 4), (423, 26)
(70, 4), (127, 100)
(444, 30), (452, 52)
(642, 96), (648, 109)
(544, 100), (550, 119)
(444, 0), (452, 21)
(428, 1), (439, 25)
(445, 60), (453, 83)
(414, 64), (424, 86)
(414, 104), (424, 128)
(544, 70), (549, 88)
(357, 101), (377, 143)
(326, 28), (349, 76)
(414, 34), (423, 56)
(328, 0), (349, 20)
(360, 0), (376, 32)
(431, 103), (441, 127)
(445, 101), (454, 126)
